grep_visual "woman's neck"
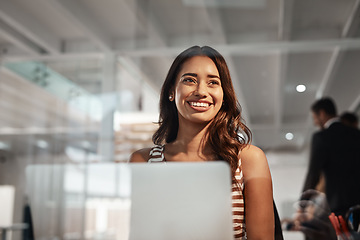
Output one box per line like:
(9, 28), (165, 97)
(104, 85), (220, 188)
(165, 119), (215, 161)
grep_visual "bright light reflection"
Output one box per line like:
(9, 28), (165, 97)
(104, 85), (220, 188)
(296, 84), (306, 93)
(0, 142), (9, 149)
(36, 140), (48, 148)
(285, 132), (294, 140)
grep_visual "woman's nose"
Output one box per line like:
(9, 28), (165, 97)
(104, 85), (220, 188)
(194, 82), (207, 97)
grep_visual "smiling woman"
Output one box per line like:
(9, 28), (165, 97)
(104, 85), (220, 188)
(173, 56), (224, 124)
(130, 46), (278, 240)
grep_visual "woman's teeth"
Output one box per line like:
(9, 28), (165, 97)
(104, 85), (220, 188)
(189, 102), (210, 107)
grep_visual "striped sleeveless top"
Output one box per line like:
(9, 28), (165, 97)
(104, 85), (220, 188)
(148, 145), (246, 239)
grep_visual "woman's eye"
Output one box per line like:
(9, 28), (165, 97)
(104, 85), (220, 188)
(183, 78), (196, 83)
(209, 80), (220, 85)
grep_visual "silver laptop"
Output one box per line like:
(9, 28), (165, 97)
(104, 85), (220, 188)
(25, 162), (234, 240)
(129, 161), (234, 240)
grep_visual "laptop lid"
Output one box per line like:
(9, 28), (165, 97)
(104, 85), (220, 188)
(129, 161), (234, 240)
(25, 162), (234, 240)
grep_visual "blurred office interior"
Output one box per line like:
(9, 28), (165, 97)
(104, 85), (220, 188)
(0, 0), (360, 239)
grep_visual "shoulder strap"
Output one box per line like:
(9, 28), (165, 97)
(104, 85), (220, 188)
(148, 145), (165, 162)
(273, 200), (284, 240)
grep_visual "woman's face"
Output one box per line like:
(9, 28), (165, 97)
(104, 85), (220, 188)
(172, 56), (224, 124)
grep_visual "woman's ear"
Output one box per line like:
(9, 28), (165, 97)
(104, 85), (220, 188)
(168, 88), (175, 101)
(169, 92), (175, 102)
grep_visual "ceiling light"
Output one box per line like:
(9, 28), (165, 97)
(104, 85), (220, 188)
(0, 142), (10, 150)
(296, 84), (306, 93)
(285, 133), (294, 140)
(36, 140), (49, 149)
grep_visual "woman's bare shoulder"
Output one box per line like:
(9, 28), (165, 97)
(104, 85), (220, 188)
(129, 148), (152, 162)
(240, 144), (271, 179)
(240, 144), (265, 160)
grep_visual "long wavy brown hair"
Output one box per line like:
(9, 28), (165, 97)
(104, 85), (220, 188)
(152, 45), (252, 180)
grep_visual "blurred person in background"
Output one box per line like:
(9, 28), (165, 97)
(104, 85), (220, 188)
(312, 111), (359, 195)
(282, 98), (360, 240)
(283, 190), (360, 240)
(302, 97), (360, 218)
(340, 112), (359, 129)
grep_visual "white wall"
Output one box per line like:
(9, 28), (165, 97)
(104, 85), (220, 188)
(267, 148), (309, 219)
(267, 149), (310, 240)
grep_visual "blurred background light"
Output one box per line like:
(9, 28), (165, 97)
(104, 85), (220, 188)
(285, 133), (294, 140)
(36, 140), (49, 149)
(296, 84), (306, 93)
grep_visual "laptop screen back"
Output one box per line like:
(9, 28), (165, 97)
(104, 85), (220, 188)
(25, 162), (234, 240)
(129, 161), (234, 240)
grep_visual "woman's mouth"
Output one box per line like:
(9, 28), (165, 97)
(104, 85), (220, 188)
(189, 101), (210, 107)
(187, 101), (212, 111)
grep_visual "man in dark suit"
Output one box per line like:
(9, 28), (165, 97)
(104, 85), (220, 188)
(302, 97), (360, 217)
(340, 111), (359, 128)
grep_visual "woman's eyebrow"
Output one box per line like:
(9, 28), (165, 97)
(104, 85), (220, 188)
(208, 74), (220, 79)
(181, 73), (197, 78)
(180, 73), (220, 79)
